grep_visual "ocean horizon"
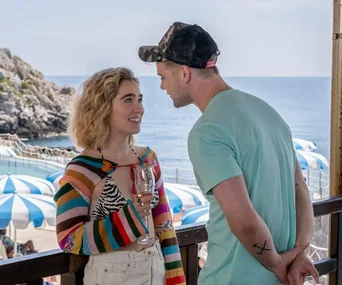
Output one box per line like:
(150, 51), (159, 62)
(24, 75), (332, 185)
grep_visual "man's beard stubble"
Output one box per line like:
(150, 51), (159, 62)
(172, 87), (193, 108)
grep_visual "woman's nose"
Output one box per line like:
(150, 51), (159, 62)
(134, 102), (144, 113)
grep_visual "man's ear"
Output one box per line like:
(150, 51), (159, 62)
(180, 65), (191, 84)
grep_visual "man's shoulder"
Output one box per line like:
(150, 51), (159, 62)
(188, 115), (213, 140)
(188, 115), (232, 154)
(211, 88), (267, 107)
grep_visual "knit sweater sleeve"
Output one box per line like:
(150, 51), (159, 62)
(147, 149), (186, 285)
(54, 164), (148, 255)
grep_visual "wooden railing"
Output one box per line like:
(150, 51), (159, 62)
(1, 196), (342, 285)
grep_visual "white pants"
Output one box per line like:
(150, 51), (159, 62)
(83, 241), (166, 285)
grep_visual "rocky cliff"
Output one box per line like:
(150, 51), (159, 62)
(0, 47), (76, 138)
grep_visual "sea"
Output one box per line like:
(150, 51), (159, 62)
(25, 76), (332, 186)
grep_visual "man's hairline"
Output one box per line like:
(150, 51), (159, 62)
(157, 60), (219, 79)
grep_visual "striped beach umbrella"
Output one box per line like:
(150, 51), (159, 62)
(292, 138), (317, 152)
(181, 206), (209, 225)
(164, 183), (209, 215)
(0, 193), (56, 229)
(296, 150), (329, 170)
(0, 146), (16, 158)
(0, 174), (55, 196)
(46, 170), (64, 190)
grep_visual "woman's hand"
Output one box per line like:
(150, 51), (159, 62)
(133, 194), (154, 219)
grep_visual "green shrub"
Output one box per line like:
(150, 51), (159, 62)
(0, 78), (11, 85)
(21, 81), (29, 89)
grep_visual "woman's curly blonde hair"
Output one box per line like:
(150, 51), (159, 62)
(68, 67), (139, 150)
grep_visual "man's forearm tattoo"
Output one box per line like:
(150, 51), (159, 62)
(253, 240), (271, 255)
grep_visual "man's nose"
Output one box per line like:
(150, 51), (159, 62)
(160, 81), (165, 90)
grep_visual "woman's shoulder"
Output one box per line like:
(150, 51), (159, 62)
(132, 145), (158, 160)
(62, 153), (109, 187)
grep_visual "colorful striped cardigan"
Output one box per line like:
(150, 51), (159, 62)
(54, 147), (186, 285)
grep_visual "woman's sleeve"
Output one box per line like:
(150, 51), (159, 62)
(150, 151), (186, 285)
(54, 174), (148, 255)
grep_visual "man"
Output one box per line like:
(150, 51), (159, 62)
(138, 22), (319, 284)
(0, 228), (37, 255)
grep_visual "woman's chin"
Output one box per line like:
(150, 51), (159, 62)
(130, 127), (141, 135)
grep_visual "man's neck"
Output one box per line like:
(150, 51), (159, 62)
(192, 76), (231, 113)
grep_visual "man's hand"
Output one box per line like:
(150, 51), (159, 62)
(266, 244), (308, 284)
(287, 251), (319, 285)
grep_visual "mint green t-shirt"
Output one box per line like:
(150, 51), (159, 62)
(188, 89), (297, 285)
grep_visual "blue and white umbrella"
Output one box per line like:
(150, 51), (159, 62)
(296, 150), (329, 170)
(46, 170), (64, 190)
(293, 138), (317, 152)
(0, 146), (16, 158)
(164, 183), (209, 216)
(181, 206), (209, 225)
(0, 193), (56, 229)
(0, 174), (55, 196)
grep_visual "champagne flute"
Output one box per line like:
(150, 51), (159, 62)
(134, 165), (156, 244)
(304, 275), (318, 285)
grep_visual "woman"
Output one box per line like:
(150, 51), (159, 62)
(54, 67), (185, 285)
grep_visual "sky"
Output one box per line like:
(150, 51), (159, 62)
(0, 0), (333, 76)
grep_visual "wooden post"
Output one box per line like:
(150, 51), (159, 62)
(329, 1), (342, 284)
(180, 244), (199, 285)
(330, 0), (342, 197)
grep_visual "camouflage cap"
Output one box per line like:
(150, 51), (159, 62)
(138, 22), (190, 63)
(138, 21), (220, 69)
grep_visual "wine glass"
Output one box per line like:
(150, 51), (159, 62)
(304, 275), (318, 285)
(134, 165), (156, 244)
